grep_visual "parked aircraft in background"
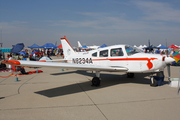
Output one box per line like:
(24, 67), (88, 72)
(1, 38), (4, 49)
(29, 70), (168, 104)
(77, 41), (82, 48)
(3, 36), (174, 86)
(78, 41), (99, 50)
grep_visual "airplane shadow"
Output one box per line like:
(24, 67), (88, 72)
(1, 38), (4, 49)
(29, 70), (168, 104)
(51, 71), (78, 76)
(35, 71), (163, 98)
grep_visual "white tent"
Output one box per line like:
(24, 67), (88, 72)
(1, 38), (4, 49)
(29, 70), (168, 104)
(143, 45), (147, 48)
(138, 45), (143, 49)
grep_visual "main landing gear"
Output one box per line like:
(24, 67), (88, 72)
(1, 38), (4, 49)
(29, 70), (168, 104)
(91, 72), (135, 86)
(127, 73), (134, 78)
(91, 71), (101, 86)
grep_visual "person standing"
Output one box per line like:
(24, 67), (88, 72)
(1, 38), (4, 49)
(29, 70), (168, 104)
(8, 54), (13, 72)
(155, 48), (161, 54)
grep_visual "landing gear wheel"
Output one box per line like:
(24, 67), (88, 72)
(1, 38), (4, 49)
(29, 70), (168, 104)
(150, 77), (158, 87)
(127, 73), (134, 78)
(92, 77), (101, 86)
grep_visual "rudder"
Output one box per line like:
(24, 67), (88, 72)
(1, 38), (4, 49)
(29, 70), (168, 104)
(60, 36), (76, 59)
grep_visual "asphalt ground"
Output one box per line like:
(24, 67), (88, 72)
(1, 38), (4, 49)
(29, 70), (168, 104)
(0, 56), (180, 120)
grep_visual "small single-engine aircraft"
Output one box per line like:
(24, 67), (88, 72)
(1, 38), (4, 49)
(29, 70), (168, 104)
(78, 41), (99, 50)
(3, 36), (174, 86)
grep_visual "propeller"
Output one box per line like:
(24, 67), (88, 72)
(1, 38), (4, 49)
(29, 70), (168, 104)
(177, 69), (180, 95)
(164, 57), (175, 82)
(167, 64), (171, 82)
(164, 56), (180, 95)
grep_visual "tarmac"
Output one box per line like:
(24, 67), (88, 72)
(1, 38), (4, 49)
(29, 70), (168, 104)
(0, 56), (180, 120)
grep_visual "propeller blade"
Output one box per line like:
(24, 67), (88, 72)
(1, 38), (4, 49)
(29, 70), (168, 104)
(177, 69), (180, 95)
(167, 64), (171, 82)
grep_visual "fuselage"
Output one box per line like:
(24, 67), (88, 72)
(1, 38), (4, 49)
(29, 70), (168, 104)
(65, 44), (168, 73)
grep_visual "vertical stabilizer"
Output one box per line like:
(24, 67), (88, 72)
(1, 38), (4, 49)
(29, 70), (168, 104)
(60, 36), (76, 59)
(78, 41), (82, 48)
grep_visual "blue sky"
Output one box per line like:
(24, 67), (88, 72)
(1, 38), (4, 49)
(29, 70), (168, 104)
(1, 0), (180, 48)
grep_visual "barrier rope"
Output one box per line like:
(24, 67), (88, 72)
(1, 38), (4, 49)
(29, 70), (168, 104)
(0, 67), (16, 78)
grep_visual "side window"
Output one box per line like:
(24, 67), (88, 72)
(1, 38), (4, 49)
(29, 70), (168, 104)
(125, 46), (140, 56)
(111, 48), (124, 57)
(92, 52), (97, 57)
(100, 50), (108, 57)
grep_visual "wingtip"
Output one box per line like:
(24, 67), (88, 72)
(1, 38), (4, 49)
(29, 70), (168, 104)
(2, 60), (21, 65)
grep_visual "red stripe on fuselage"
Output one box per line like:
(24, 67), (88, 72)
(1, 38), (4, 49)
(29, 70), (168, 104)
(92, 58), (157, 69)
(92, 58), (157, 61)
(67, 57), (157, 70)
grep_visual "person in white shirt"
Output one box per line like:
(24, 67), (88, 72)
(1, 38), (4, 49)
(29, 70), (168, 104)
(8, 55), (12, 72)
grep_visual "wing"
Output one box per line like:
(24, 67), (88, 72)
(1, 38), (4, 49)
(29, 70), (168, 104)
(2, 60), (128, 72)
(39, 59), (67, 62)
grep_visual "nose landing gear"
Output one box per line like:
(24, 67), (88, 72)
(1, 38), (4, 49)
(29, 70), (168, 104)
(150, 71), (164, 87)
(150, 76), (158, 87)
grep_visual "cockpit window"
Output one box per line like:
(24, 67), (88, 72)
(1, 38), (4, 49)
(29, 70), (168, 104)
(100, 50), (108, 57)
(92, 52), (97, 57)
(111, 48), (124, 56)
(125, 45), (141, 56)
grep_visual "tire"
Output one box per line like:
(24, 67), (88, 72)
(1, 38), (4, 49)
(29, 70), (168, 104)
(92, 77), (101, 86)
(127, 73), (134, 78)
(150, 77), (158, 87)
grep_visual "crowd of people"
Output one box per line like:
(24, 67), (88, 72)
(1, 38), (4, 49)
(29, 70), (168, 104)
(0, 48), (64, 73)
(143, 48), (169, 55)
(5, 48), (64, 61)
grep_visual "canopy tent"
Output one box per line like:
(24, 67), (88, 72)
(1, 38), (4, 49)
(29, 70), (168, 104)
(133, 45), (137, 48)
(28, 43), (41, 48)
(168, 44), (180, 50)
(19, 51), (26, 56)
(31, 50), (39, 55)
(158, 44), (168, 49)
(81, 45), (88, 49)
(137, 45), (147, 50)
(138, 45), (143, 49)
(40, 43), (57, 49)
(143, 45), (147, 48)
(57, 44), (62, 48)
(98, 44), (107, 49)
(11, 43), (24, 54)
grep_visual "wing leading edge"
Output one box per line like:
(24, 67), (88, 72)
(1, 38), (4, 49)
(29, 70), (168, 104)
(2, 60), (128, 72)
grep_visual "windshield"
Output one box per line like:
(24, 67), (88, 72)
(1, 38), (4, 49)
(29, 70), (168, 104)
(125, 45), (142, 56)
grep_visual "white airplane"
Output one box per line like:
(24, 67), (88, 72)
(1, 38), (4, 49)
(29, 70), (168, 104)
(77, 41), (82, 48)
(3, 36), (174, 86)
(78, 41), (99, 50)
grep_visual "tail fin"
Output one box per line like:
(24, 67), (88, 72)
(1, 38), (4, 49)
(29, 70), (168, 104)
(60, 36), (76, 59)
(78, 41), (82, 48)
